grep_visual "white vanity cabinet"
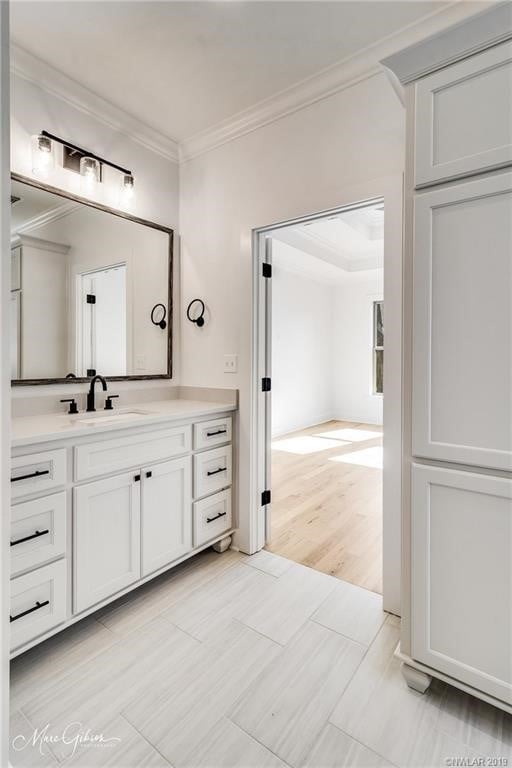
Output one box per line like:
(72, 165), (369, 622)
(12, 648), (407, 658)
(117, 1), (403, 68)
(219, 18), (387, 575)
(10, 407), (235, 656)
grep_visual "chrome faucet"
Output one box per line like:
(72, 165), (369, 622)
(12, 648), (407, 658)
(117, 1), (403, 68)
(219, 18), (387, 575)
(86, 375), (107, 412)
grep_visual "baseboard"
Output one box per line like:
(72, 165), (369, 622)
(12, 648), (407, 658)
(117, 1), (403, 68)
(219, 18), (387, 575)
(271, 416), (336, 440)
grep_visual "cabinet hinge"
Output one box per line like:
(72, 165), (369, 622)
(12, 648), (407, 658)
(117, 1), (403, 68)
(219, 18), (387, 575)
(262, 377), (271, 392)
(262, 263), (272, 278)
(261, 489), (271, 506)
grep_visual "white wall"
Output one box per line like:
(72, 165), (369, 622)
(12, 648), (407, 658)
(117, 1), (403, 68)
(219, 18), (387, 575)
(271, 252), (383, 434)
(10, 71), (179, 395)
(333, 273), (383, 425)
(271, 243), (335, 437)
(179, 71), (404, 566)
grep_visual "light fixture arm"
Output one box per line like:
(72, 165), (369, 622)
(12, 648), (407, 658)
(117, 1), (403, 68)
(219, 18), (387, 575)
(40, 130), (133, 177)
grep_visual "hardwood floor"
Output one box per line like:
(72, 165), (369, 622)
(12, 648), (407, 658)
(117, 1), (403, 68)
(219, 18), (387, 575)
(10, 548), (512, 768)
(267, 419), (383, 593)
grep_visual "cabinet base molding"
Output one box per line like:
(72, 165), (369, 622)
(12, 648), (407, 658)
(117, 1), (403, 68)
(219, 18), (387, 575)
(212, 535), (232, 553)
(395, 646), (512, 714)
(401, 663), (432, 694)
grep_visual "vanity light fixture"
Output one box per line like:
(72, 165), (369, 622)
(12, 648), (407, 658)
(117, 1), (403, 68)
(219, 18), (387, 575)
(31, 130), (135, 204)
(31, 133), (54, 178)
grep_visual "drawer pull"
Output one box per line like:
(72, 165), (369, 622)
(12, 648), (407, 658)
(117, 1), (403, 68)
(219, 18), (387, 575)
(10, 600), (50, 623)
(207, 467), (227, 477)
(206, 429), (227, 437)
(206, 511), (227, 524)
(11, 470), (50, 483)
(10, 529), (50, 547)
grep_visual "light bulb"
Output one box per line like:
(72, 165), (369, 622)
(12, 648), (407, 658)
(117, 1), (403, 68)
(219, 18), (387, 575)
(31, 134), (54, 178)
(80, 156), (100, 196)
(120, 173), (135, 208)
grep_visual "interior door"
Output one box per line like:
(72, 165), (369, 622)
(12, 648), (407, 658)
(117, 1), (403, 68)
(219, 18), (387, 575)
(73, 471), (140, 613)
(260, 236), (272, 545)
(79, 263), (127, 376)
(141, 456), (192, 576)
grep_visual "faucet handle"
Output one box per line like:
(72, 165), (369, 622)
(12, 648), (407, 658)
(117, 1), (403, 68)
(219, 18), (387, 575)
(60, 398), (79, 415)
(104, 395), (119, 411)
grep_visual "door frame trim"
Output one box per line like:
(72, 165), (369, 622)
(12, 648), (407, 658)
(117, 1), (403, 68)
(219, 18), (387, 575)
(250, 174), (404, 614)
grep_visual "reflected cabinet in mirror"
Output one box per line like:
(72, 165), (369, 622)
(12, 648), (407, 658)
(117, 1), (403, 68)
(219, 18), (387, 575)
(10, 174), (173, 384)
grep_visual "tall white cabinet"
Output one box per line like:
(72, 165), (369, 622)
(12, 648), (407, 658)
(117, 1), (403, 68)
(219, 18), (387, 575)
(383, 4), (512, 713)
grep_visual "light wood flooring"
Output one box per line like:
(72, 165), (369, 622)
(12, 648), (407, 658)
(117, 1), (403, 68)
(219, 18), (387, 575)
(267, 420), (383, 593)
(10, 548), (512, 768)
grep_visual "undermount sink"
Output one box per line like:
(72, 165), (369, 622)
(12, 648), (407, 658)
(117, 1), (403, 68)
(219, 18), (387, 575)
(73, 409), (151, 427)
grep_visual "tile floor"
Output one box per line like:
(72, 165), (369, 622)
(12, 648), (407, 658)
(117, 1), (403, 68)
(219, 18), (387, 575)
(9, 548), (512, 767)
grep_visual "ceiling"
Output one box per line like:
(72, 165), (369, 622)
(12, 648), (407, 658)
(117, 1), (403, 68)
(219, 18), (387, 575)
(271, 202), (384, 279)
(11, 1), (451, 143)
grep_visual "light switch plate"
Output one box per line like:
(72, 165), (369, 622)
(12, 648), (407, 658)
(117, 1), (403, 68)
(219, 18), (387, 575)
(224, 354), (238, 373)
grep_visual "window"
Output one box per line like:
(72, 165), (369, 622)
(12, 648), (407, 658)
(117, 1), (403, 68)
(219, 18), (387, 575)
(372, 300), (383, 395)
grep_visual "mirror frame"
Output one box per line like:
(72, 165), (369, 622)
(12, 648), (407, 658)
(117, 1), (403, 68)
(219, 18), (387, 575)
(10, 173), (173, 386)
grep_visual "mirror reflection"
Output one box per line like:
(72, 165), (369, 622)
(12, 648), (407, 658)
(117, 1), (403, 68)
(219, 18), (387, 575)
(10, 178), (172, 383)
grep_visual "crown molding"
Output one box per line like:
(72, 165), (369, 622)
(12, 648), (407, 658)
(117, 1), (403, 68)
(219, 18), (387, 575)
(382, 0), (512, 84)
(179, 1), (491, 162)
(11, 44), (180, 164)
(13, 199), (79, 237)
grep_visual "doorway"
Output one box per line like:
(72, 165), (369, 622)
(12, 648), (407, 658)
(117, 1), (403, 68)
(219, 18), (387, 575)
(76, 263), (127, 376)
(264, 202), (384, 593)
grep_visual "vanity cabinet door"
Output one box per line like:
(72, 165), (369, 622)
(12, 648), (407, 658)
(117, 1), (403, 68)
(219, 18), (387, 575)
(413, 172), (512, 470)
(73, 472), (141, 613)
(141, 456), (192, 577)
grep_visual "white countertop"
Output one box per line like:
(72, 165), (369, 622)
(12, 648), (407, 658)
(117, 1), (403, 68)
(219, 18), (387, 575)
(11, 399), (236, 448)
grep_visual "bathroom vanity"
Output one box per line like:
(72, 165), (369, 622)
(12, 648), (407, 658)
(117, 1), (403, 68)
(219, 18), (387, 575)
(10, 398), (236, 656)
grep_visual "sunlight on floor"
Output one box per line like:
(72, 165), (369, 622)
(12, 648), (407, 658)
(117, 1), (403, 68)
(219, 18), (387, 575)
(315, 428), (382, 442)
(329, 445), (383, 469)
(272, 436), (350, 454)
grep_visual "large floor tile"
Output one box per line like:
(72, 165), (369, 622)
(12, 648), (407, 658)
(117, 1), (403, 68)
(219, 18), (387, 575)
(302, 723), (393, 768)
(430, 684), (512, 761)
(329, 616), (491, 768)
(62, 715), (170, 767)
(162, 562), (276, 641)
(21, 617), (199, 761)
(237, 562), (337, 645)
(10, 617), (116, 711)
(312, 579), (386, 646)
(98, 548), (242, 637)
(242, 550), (294, 578)
(124, 621), (281, 768)
(184, 718), (287, 768)
(231, 620), (366, 767)
(10, 709), (58, 767)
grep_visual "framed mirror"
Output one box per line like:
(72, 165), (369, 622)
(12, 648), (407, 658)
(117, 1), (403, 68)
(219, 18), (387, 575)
(10, 174), (173, 385)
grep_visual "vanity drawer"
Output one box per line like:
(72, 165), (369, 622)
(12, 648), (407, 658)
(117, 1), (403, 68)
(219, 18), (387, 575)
(74, 425), (192, 481)
(193, 489), (232, 548)
(194, 445), (232, 499)
(10, 559), (67, 651)
(194, 416), (232, 450)
(11, 449), (67, 500)
(11, 493), (67, 577)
